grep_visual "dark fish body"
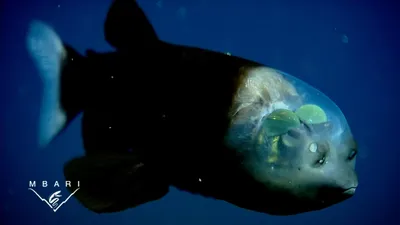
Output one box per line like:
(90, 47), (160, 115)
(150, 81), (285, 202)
(26, 0), (358, 216)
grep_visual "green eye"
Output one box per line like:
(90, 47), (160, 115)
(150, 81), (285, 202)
(264, 109), (301, 137)
(295, 104), (327, 124)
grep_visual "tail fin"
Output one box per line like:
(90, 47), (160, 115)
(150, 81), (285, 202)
(26, 21), (84, 148)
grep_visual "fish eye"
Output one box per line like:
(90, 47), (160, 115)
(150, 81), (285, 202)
(348, 149), (358, 160)
(263, 109), (301, 137)
(295, 104), (327, 125)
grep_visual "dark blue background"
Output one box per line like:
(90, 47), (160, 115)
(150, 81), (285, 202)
(1, 0), (399, 224)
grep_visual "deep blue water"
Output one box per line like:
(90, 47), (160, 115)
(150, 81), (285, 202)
(1, 0), (399, 225)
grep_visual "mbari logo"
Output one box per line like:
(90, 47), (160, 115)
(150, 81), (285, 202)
(28, 180), (80, 212)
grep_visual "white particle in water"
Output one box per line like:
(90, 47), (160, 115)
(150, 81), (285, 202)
(177, 7), (187, 19)
(341, 34), (348, 44)
(156, 0), (162, 8)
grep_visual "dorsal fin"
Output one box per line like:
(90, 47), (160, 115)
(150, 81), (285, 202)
(104, 0), (159, 50)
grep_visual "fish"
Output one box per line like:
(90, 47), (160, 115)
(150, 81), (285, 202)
(26, 0), (358, 216)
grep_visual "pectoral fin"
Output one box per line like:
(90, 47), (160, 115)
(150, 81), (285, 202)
(64, 154), (169, 213)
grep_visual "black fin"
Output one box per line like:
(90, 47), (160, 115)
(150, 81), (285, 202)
(26, 21), (86, 148)
(64, 154), (169, 213)
(104, 0), (159, 50)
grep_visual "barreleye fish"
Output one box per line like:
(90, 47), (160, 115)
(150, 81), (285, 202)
(26, 0), (358, 216)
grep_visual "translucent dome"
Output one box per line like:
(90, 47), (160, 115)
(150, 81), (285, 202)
(225, 66), (354, 171)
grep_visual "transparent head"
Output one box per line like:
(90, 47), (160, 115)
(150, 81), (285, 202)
(226, 66), (358, 215)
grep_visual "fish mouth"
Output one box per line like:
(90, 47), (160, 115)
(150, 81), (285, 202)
(342, 187), (357, 195)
